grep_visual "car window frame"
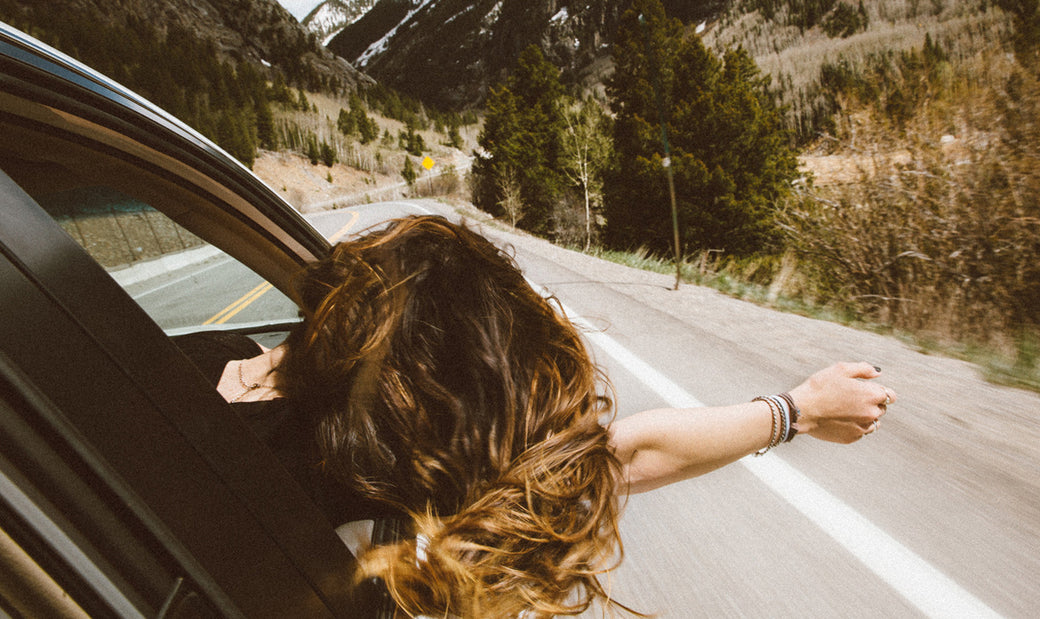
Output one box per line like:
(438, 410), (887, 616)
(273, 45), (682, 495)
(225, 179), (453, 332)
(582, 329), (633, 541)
(0, 22), (331, 302)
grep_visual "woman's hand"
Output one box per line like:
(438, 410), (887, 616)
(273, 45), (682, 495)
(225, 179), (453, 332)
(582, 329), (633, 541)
(788, 362), (895, 443)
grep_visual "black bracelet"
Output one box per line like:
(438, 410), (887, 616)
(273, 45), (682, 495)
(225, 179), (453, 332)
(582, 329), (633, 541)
(778, 392), (800, 442)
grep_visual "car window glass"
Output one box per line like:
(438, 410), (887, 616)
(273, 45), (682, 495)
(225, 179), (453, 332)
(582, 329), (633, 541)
(34, 185), (300, 335)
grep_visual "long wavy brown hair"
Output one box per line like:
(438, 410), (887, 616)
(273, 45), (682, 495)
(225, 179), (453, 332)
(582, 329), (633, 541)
(279, 215), (625, 617)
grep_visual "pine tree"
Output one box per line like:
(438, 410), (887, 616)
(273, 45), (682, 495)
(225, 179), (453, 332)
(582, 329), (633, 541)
(305, 132), (321, 165)
(605, 0), (798, 256)
(446, 123), (463, 150)
(398, 127), (426, 156)
(401, 156), (418, 186)
(472, 46), (566, 234)
(255, 96), (276, 150)
(604, 0), (684, 253)
(337, 107), (356, 136)
(358, 113), (380, 145)
(320, 140), (337, 167)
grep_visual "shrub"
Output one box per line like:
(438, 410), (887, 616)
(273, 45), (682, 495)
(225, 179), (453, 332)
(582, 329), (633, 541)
(782, 60), (1040, 343)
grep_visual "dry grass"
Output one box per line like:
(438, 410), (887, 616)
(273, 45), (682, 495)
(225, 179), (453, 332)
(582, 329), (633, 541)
(703, 1), (1011, 141)
(773, 48), (1040, 385)
(271, 90), (479, 179)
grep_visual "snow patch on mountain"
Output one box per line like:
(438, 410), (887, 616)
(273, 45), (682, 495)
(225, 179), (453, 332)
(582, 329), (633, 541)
(356, 0), (434, 67)
(302, 0), (376, 42)
(479, 0), (503, 36)
(310, 3), (349, 39)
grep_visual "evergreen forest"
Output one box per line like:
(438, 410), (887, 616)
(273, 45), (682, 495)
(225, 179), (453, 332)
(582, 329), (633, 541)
(474, 0), (800, 255)
(0, 0), (469, 170)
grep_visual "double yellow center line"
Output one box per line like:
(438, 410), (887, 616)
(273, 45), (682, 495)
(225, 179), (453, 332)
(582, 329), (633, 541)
(203, 281), (274, 325)
(202, 211), (360, 325)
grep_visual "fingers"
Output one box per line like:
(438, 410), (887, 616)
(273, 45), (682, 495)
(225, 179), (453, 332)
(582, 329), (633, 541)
(810, 420), (872, 444)
(793, 362), (898, 444)
(876, 385), (897, 420)
(836, 361), (883, 380)
(837, 361), (897, 413)
(742, 361), (893, 445)
(881, 385), (897, 406)
(863, 384), (895, 437)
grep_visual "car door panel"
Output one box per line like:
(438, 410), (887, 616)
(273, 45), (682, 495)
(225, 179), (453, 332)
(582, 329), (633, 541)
(0, 169), (358, 616)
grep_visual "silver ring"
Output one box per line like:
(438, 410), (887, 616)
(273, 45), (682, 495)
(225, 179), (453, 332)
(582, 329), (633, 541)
(872, 419), (880, 433)
(880, 387), (891, 407)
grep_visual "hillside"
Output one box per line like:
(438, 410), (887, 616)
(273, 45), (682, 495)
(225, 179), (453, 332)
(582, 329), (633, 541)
(253, 88), (478, 213)
(323, 0), (1000, 117)
(326, 0), (1007, 139)
(0, 0), (368, 92)
(327, 0), (723, 109)
(331, 0), (600, 109)
(705, 0), (1009, 143)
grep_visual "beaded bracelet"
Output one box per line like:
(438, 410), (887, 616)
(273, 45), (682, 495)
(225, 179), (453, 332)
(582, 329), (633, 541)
(753, 396), (781, 456)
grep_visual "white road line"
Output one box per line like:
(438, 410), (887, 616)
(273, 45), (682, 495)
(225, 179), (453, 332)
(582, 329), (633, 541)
(548, 291), (1002, 619)
(742, 456), (1001, 618)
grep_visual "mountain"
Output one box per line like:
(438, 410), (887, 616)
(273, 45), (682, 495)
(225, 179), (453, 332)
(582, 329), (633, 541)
(327, 0), (723, 109)
(301, 0), (377, 44)
(328, 0), (613, 109)
(0, 0), (369, 92)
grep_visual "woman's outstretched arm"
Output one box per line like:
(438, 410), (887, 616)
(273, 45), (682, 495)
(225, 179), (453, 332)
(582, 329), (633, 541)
(609, 362), (895, 494)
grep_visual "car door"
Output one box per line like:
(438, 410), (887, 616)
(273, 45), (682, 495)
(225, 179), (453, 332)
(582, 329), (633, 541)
(0, 22), (376, 618)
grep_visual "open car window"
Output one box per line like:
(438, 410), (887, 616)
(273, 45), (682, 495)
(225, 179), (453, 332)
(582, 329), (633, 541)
(35, 184), (301, 336)
(0, 24), (329, 339)
(0, 107), (303, 338)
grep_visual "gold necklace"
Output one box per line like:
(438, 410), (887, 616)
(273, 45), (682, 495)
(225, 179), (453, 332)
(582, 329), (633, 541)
(232, 360), (277, 403)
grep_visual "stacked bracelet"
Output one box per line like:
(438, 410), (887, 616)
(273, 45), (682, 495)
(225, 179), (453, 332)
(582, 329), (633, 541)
(752, 392), (800, 456)
(757, 397), (782, 455)
(777, 392), (800, 442)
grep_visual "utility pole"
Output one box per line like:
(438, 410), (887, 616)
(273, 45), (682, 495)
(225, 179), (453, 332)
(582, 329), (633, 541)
(639, 12), (682, 291)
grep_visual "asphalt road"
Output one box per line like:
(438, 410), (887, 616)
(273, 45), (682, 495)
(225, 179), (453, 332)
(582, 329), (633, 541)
(127, 199), (1039, 618)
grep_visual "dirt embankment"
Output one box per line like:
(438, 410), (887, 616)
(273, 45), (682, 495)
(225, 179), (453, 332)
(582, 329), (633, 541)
(251, 146), (474, 214)
(251, 150), (400, 212)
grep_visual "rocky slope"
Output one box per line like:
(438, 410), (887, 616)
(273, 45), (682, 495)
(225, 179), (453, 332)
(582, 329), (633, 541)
(0, 0), (369, 91)
(324, 0), (728, 108)
(328, 0), (633, 108)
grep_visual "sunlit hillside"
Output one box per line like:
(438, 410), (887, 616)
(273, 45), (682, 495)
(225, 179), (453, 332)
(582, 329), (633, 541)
(704, 0), (1009, 144)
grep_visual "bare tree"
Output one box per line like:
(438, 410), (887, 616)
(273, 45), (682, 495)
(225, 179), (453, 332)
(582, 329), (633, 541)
(497, 167), (525, 228)
(561, 96), (612, 250)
